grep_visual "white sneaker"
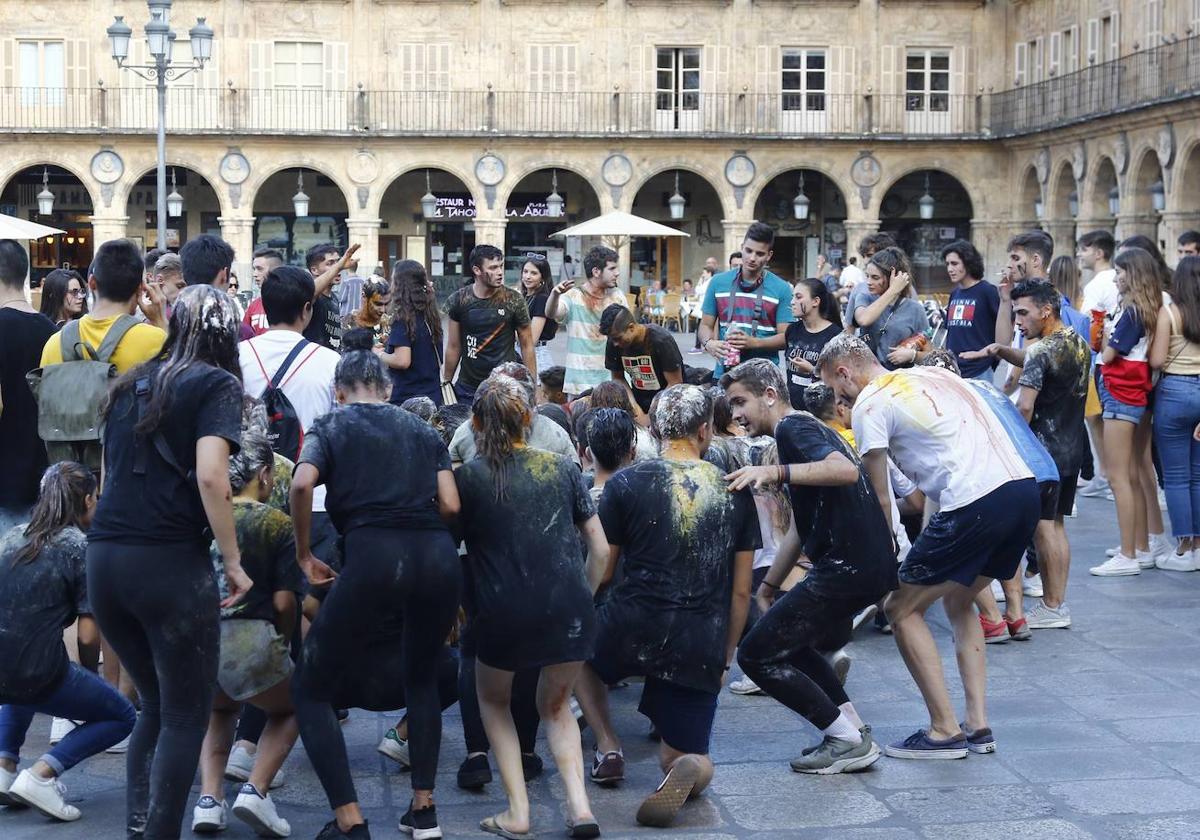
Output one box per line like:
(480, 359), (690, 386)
(1090, 553), (1141, 576)
(1022, 573), (1044, 598)
(852, 603), (878, 630)
(232, 783), (291, 838)
(1156, 550), (1199, 572)
(1136, 549), (1158, 570)
(9, 770), (80, 821)
(1158, 487), (1167, 509)
(105, 733), (130, 754)
(990, 579), (1005, 602)
(1078, 477), (1114, 499)
(0, 766), (23, 807)
(225, 744), (254, 782)
(1149, 533), (1173, 562)
(1105, 545), (1120, 557)
(1025, 600), (1072, 629)
(377, 728), (411, 767)
(49, 717), (77, 745)
(729, 675), (765, 695)
(825, 649), (852, 685)
(192, 795), (228, 833)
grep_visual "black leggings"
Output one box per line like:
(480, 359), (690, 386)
(87, 541), (219, 839)
(737, 579), (867, 731)
(457, 653), (540, 755)
(292, 527), (460, 801)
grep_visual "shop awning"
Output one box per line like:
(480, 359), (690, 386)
(0, 213), (65, 240)
(549, 211), (690, 239)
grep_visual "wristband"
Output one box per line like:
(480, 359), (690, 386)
(761, 579), (780, 590)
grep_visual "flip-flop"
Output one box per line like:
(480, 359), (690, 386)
(565, 818), (600, 838)
(480, 814), (536, 840)
(635, 755), (704, 828)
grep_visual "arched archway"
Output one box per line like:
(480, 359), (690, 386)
(629, 168), (725, 292)
(1018, 166), (1042, 225)
(501, 168), (603, 283)
(0, 164), (94, 283)
(377, 168), (476, 288)
(126, 166), (223, 251)
(1086, 157), (1119, 226)
(751, 168), (848, 280)
(1129, 150), (1166, 218)
(252, 167), (350, 267)
(877, 169), (974, 291)
(1049, 162), (1080, 254)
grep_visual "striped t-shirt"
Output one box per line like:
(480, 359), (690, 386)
(700, 269), (794, 378)
(552, 286), (628, 395)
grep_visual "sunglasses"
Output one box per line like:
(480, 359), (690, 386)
(67, 288), (85, 297)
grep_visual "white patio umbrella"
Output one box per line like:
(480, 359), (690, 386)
(0, 212), (64, 240)
(549, 210), (690, 240)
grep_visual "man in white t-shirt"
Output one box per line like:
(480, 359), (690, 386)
(1076, 230), (1117, 499)
(818, 335), (1040, 761)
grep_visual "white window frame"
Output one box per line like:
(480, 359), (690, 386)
(528, 44), (577, 93)
(18, 40), (64, 106)
(655, 46), (701, 131)
(905, 48), (950, 111)
(273, 41), (323, 90)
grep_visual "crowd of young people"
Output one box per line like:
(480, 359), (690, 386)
(0, 220), (1198, 840)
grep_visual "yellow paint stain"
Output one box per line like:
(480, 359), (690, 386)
(667, 461), (730, 536)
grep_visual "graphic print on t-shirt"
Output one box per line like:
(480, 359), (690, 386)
(621, 354), (661, 391)
(948, 300), (975, 324)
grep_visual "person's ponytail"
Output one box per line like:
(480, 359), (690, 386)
(13, 462), (95, 565)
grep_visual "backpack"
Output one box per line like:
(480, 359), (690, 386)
(247, 338), (317, 461)
(26, 315), (140, 471)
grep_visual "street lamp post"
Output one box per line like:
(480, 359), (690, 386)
(106, 2), (213, 251)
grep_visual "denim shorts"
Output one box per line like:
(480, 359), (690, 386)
(1098, 376), (1147, 424)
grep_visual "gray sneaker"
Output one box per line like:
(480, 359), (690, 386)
(1025, 600), (1071, 629)
(790, 732), (881, 774)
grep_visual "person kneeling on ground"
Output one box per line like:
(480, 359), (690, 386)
(0, 463), (136, 821)
(574, 384), (759, 827)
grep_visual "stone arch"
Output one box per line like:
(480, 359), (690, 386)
(874, 161), (977, 219)
(1083, 155), (1119, 221)
(1018, 165), (1042, 221)
(0, 156), (99, 210)
(626, 162), (734, 221)
(243, 157), (356, 219)
(751, 160), (854, 217)
(876, 168), (975, 291)
(1176, 136), (1200, 214)
(496, 160), (604, 215)
(1127, 146), (1165, 217)
(1048, 160), (1078, 220)
(113, 150), (230, 219)
(368, 161), (481, 220)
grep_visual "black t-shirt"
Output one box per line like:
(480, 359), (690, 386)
(603, 325), (683, 413)
(447, 285), (531, 389)
(784, 321), (842, 410)
(90, 364), (243, 545)
(1018, 326), (1091, 478)
(775, 413), (897, 597)
(528, 293), (557, 342)
(0, 525), (89, 703)
(0, 309), (56, 508)
(299, 402), (450, 534)
(303, 293), (343, 351)
(455, 448), (597, 670)
(946, 281), (1001, 378)
(597, 458), (761, 693)
(213, 500), (304, 622)
(385, 317), (442, 406)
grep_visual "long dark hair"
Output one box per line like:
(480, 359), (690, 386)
(389, 259), (442, 344)
(1048, 255), (1081, 308)
(13, 463), (95, 564)
(1119, 235), (1172, 291)
(471, 375), (532, 502)
(795, 277), (843, 328)
(520, 256), (552, 299)
(103, 284), (242, 434)
(1171, 257), (1200, 345)
(39, 268), (86, 324)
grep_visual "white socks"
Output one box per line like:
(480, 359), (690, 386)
(823, 712), (862, 743)
(839, 702), (865, 730)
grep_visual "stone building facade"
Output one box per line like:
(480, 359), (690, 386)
(1, 0), (1198, 290)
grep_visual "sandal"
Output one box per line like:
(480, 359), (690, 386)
(565, 817), (600, 838)
(480, 814), (536, 840)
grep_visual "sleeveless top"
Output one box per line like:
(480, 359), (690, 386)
(1163, 305), (1200, 375)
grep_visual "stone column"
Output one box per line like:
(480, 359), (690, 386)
(722, 218), (752, 262)
(219, 216), (256, 290)
(1159, 212), (1200, 264)
(967, 218), (1012, 278)
(345, 217), (382, 278)
(472, 217), (508, 249)
(1115, 213), (1160, 246)
(1042, 220), (1078, 260)
(841, 219), (881, 261)
(1074, 217), (1116, 239)
(89, 215), (129, 248)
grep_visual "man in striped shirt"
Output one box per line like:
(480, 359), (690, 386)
(545, 245), (628, 397)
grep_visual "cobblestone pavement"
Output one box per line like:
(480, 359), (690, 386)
(5, 333), (1200, 839)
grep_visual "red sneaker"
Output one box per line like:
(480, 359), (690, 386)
(1005, 615), (1032, 641)
(978, 613), (1011, 644)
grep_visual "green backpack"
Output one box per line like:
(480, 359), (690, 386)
(26, 315), (140, 471)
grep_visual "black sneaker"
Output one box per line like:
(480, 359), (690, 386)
(335, 708), (350, 724)
(315, 818), (371, 839)
(521, 752), (544, 781)
(399, 803), (442, 840)
(456, 753), (492, 790)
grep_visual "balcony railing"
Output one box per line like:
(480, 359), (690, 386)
(0, 36), (1196, 140)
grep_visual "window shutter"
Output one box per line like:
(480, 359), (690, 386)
(1110, 12), (1121, 59)
(249, 41), (273, 89)
(1049, 32), (1062, 76)
(832, 46), (854, 95)
(431, 43), (450, 91)
(880, 44), (899, 94)
(1086, 19), (1100, 64)
(1015, 41), (1028, 86)
(66, 39), (88, 89)
(324, 42), (347, 90)
(1, 40), (13, 88)
(755, 44), (772, 94)
(1194, 0), (1200, 31)
(1068, 25), (1080, 73)
(1146, 0), (1161, 45)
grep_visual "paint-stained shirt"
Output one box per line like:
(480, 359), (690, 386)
(455, 448), (598, 671)
(853, 366), (1035, 513)
(0, 526), (89, 704)
(604, 324), (683, 413)
(1018, 326), (1090, 478)
(552, 286), (628, 395)
(212, 500), (304, 622)
(597, 459), (761, 693)
(448, 285), (531, 391)
(701, 269), (794, 378)
(775, 414), (897, 597)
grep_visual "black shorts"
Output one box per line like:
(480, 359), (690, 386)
(637, 678), (718, 756)
(1055, 472), (1079, 519)
(901, 479), (1040, 587)
(1038, 480), (1061, 521)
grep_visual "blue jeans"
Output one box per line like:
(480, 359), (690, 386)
(1153, 374), (1200, 537)
(0, 663), (135, 775)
